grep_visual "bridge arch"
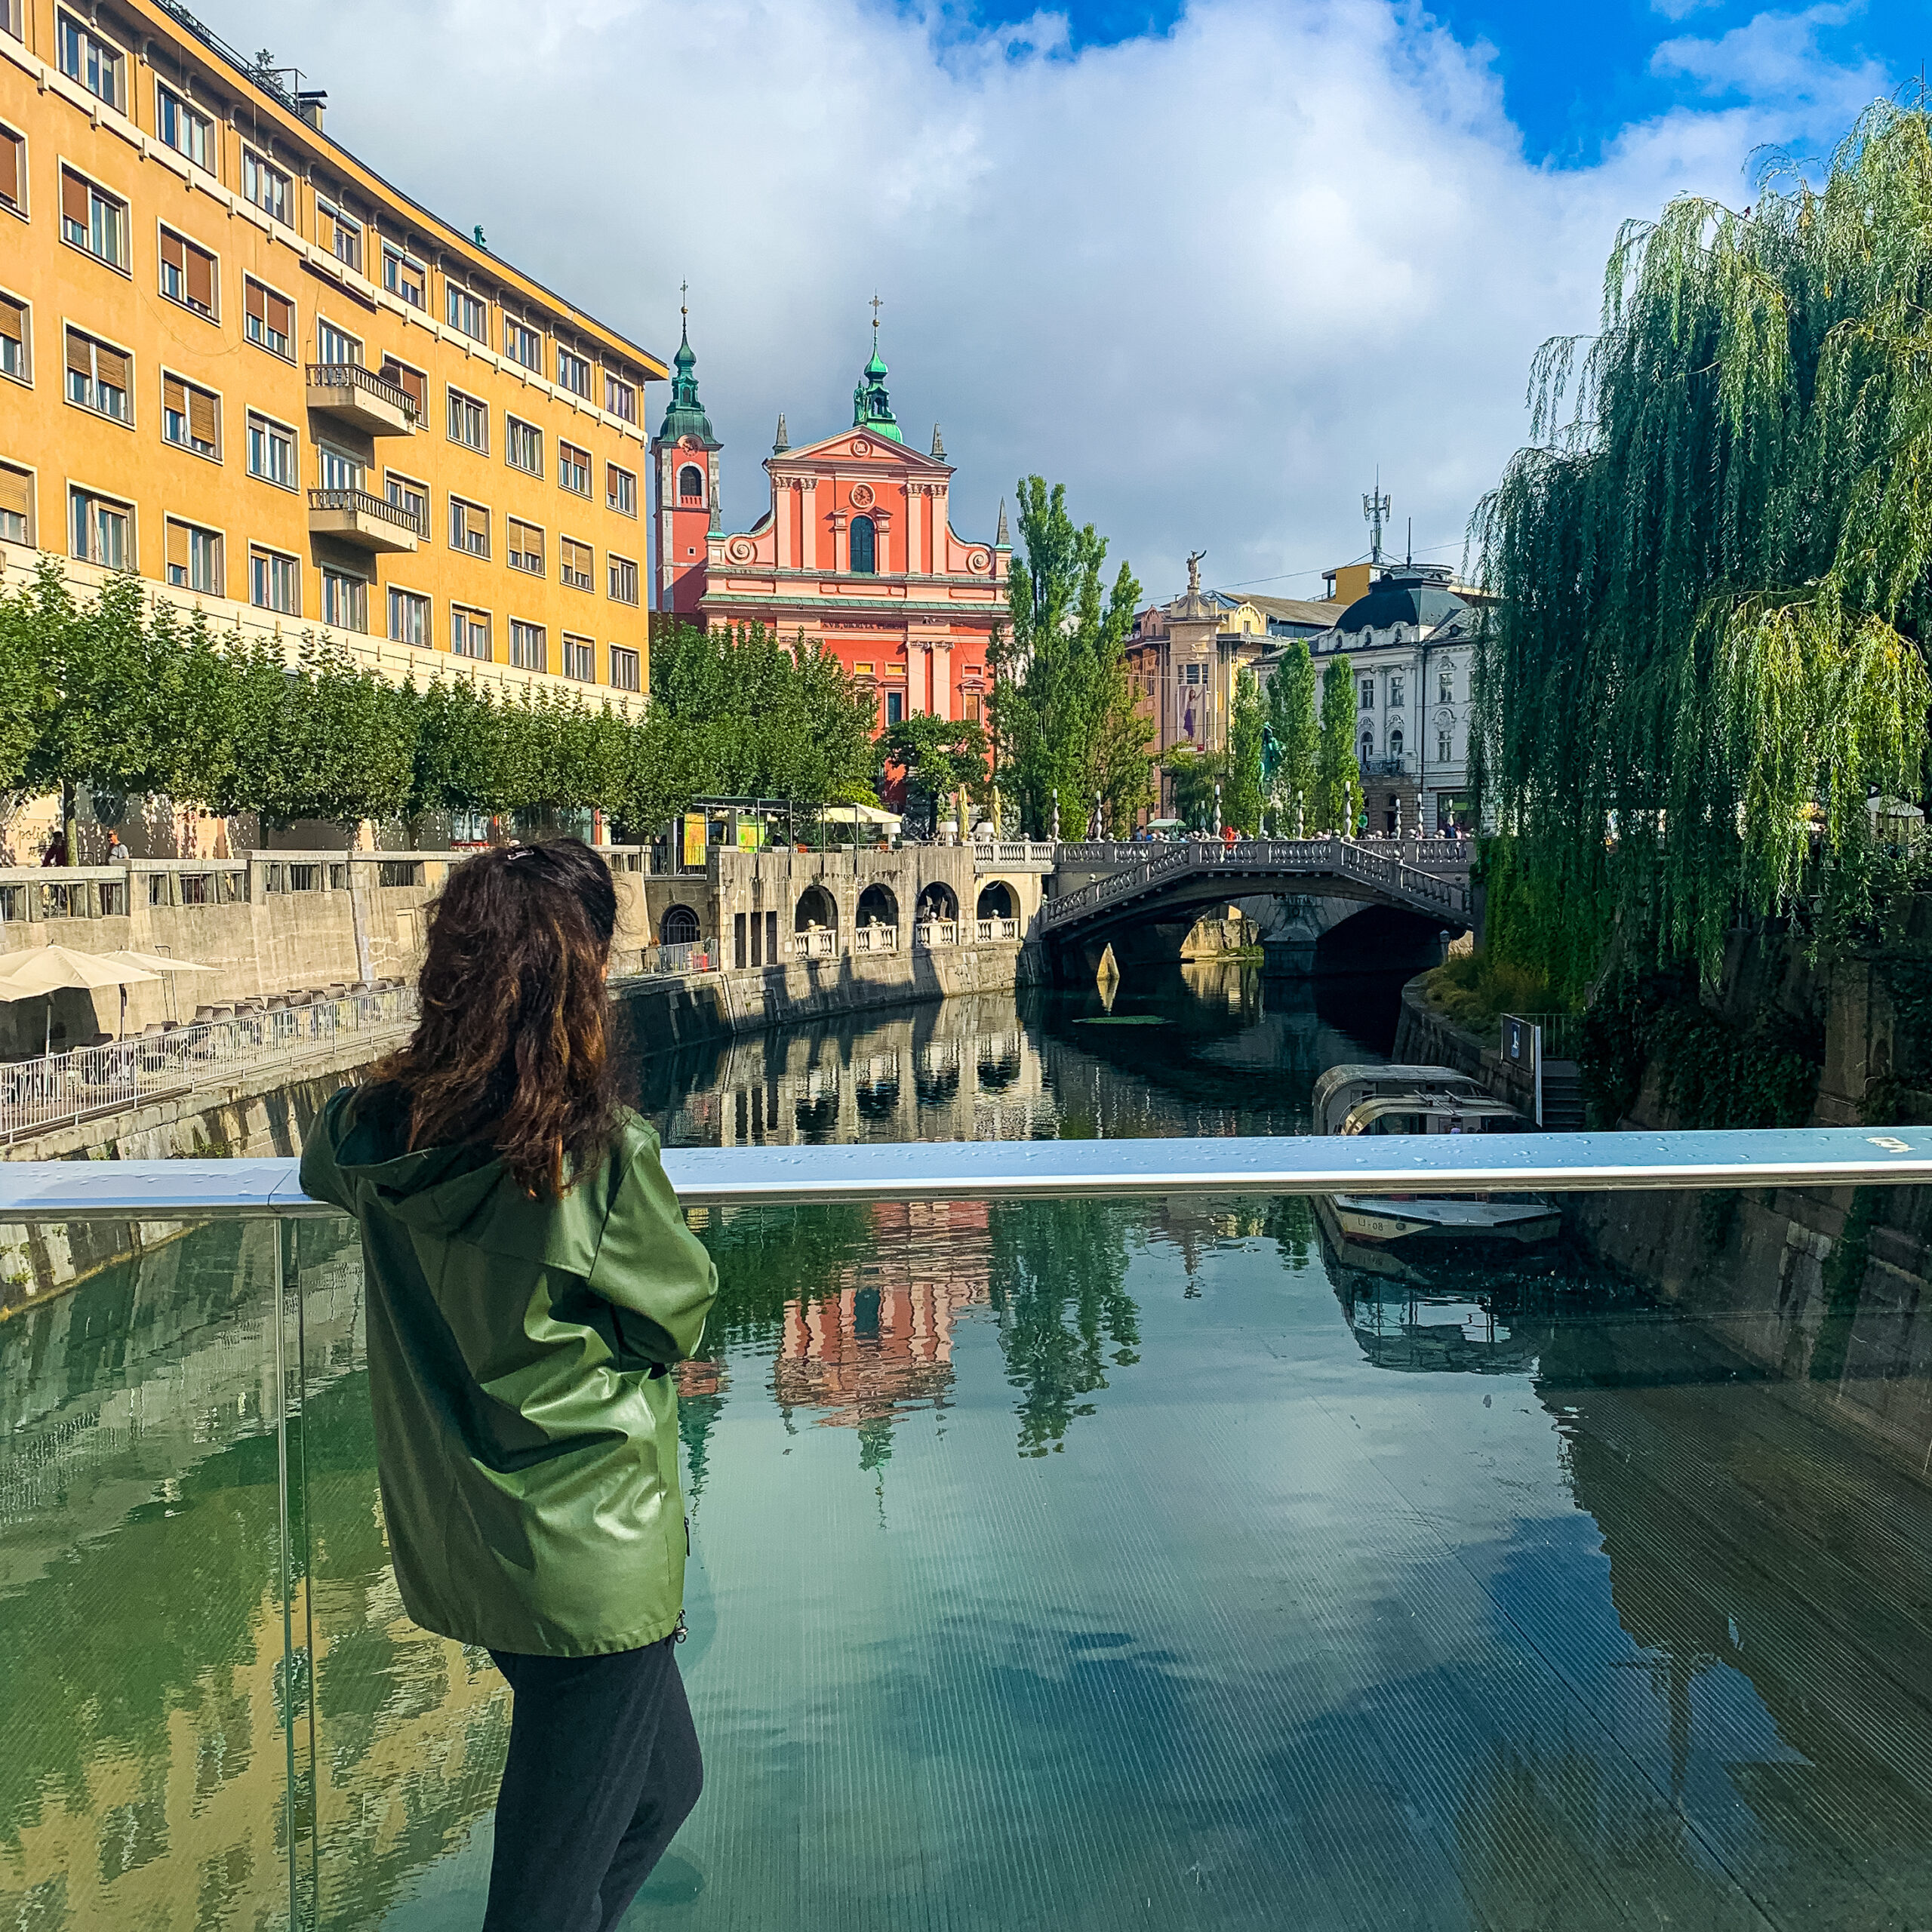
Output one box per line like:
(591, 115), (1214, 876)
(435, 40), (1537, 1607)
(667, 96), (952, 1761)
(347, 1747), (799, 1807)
(1039, 837), (1469, 985)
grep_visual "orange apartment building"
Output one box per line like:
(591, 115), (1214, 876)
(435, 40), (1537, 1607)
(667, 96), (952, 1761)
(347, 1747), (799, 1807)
(0, 0), (664, 716)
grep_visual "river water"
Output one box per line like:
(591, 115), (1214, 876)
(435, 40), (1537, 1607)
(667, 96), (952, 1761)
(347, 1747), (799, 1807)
(5, 964), (1932, 1930)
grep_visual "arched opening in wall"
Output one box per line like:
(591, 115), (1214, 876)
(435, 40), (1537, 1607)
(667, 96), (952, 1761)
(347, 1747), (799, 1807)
(976, 880), (1016, 921)
(1360, 732), (1374, 764)
(678, 465), (704, 504)
(917, 882), (959, 922)
(857, 883), (898, 928)
(850, 515), (875, 574)
(661, 904), (700, 945)
(795, 884), (838, 934)
(1389, 728), (1404, 761)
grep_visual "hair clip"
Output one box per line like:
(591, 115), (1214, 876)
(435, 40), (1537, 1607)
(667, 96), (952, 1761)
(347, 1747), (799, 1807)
(506, 846), (533, 863)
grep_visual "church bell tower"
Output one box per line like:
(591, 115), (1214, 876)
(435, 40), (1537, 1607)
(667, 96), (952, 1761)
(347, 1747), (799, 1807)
(651, 290), (721, 614)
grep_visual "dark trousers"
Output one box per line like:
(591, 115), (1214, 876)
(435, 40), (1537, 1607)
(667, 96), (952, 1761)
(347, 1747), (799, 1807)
(484, 1637), (703, 1932)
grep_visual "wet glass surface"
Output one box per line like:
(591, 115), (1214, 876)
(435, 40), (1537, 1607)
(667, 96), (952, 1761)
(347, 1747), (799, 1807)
(6, 964), (1932, 1928)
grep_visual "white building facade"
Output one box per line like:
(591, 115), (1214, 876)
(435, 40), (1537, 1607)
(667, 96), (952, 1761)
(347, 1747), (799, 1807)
(1257, 563), (1479, 835)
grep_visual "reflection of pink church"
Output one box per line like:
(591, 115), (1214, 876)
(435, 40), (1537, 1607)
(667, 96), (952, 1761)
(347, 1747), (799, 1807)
(772, 1201), (992, 1429)
(651, 316), (1010, 730)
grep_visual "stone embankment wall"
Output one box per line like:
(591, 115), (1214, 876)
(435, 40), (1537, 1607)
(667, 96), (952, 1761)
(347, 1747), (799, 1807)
(1447, 926), (1932, 1482)
(611, 940), (1038, 1059)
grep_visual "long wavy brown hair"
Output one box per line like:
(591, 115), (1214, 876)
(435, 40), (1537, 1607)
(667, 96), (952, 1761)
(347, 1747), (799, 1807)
(370, 838), (620, 1195)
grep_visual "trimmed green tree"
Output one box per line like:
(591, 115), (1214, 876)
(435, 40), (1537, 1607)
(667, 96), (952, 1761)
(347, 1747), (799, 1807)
(995, 478), (1147, 836)
(1265, 639), (1319, 834)
(1223, 667), (1266, 834)
(1315, 654), (1361, 834)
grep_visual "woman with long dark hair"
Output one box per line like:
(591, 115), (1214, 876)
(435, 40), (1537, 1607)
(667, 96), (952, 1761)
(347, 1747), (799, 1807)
(301, 839), (716, 1932)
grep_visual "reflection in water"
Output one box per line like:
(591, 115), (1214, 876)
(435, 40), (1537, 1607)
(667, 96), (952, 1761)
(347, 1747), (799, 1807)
(8, 964), (1932, 1927)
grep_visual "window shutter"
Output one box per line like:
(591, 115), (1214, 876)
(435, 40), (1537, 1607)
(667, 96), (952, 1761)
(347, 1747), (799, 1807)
(267, 291), (292, 337)
(189, 386), (217, 445)
(0, 294), (23, 347)
(94, 342), (128, 390)
(186, 244), (214, 311)
(0, 467), (29, 522)
(162, 229), (184, 273)
(164, 374), (186, 416)
(466, 504), (488, 549)
(60, 169), (87, 227)
(384, 362), (424, 410)
(65, 328), (91, 377)
(245, 279), (265, 325)
(166, 521), (189, 572)
(0, 134), (17, 207)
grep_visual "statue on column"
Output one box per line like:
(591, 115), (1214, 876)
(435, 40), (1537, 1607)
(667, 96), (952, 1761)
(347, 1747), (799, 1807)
(1186, 549), (1206, 595)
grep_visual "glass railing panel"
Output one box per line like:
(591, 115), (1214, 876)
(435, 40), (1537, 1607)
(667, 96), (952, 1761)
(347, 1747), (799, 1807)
(0, 1217), (298, 1931)
(289, 1214), (512, 1932)
(641, 1183), (1932, 1929)
(9, 1156), (1932, 1928)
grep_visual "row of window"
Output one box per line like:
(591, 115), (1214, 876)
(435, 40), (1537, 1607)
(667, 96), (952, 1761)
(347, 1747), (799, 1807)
(6, 307), (644, 598)
(2, 20), (644, 420)
(0, 467), (641, 691)
(441, 495), (639, 602)
(0, 263), (640, 518)
(442, 384), (636, 510)
(1358, 672), (1457, 710)
(1358, 729), (1461, 763)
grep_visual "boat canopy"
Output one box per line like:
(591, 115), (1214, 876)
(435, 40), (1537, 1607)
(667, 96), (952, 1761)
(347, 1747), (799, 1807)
(1311, 1063), (1493, 1137)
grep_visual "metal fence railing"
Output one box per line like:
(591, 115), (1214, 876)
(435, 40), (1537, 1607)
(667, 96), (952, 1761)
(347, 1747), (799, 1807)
(619, 941), (713, 980)
(0, 987), (417, 1145)
(1505, 1012), (1586, 1062)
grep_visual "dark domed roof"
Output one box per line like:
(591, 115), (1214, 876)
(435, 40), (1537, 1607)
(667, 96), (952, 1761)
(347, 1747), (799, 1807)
(1334, 568), (1467, 637)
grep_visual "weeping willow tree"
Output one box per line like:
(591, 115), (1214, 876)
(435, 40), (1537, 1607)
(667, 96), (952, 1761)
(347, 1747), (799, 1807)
(1472, 99), (1932, 995)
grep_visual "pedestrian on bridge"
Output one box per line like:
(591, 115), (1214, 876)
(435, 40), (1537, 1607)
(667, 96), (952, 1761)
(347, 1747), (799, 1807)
(301, 838), (718, 1932)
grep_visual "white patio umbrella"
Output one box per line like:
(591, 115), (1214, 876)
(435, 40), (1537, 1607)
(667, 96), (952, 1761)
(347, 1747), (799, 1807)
(91, 950), (216, 1031)
(0, 946), (161, 1054)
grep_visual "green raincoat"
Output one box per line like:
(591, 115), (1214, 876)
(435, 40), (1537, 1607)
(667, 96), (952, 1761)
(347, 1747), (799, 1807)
(300, 1085), (718, 1657)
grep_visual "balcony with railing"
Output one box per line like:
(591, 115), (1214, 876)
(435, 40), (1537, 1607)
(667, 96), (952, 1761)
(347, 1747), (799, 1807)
(305, 361), (419, 435)
(307, 486), (421, 552)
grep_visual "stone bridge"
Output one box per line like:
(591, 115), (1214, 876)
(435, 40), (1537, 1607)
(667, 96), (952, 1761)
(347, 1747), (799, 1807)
(1039, 837), (1472, 981)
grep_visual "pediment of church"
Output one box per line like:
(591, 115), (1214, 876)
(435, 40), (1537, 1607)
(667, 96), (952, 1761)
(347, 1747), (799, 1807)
(771, 429), (953, 474)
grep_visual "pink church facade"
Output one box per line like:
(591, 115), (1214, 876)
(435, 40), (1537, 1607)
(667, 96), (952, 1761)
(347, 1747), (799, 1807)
(651, 323), (1009, 731)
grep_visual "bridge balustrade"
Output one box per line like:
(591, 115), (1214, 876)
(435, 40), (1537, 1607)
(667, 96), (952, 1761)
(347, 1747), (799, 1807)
(1039, 836), (1469, 934)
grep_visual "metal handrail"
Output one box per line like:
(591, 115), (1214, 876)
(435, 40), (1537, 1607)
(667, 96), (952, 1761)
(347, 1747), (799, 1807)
(0, 989), (417, 1143)
(4, 1128), (1932, 1220)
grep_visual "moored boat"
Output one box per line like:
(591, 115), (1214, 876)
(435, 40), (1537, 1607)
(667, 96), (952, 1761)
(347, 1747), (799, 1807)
(1311, 1063), (1562, 1251)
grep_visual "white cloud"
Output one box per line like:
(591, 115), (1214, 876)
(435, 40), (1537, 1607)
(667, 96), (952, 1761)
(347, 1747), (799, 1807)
(195, 0), (1886, 601)
(1652, 5), (1886, 109)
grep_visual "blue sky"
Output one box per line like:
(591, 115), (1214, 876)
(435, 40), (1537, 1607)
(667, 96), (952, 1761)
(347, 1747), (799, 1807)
(973, 0), (1924, 165)
(208, 0), (1927, 598)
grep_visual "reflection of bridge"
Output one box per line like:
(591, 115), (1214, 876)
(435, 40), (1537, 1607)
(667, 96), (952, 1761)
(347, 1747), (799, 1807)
(1040, 838), (1472, 977)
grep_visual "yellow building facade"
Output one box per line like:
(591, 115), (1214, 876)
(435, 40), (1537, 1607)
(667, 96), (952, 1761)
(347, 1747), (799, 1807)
(0, 0), (663, 714)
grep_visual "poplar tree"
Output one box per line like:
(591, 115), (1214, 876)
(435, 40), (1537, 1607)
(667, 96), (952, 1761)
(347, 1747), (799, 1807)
(1315, 654), (1361, 833)
(995, 478), (1149, 836)
(1265, 640), (1319, 833)
(1223, 668), (1266, 834)
(1474, 98), (1932, 985)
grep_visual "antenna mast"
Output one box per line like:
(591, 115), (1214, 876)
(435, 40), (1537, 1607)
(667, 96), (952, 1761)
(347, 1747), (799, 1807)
(1363, 470), (1391, 567)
